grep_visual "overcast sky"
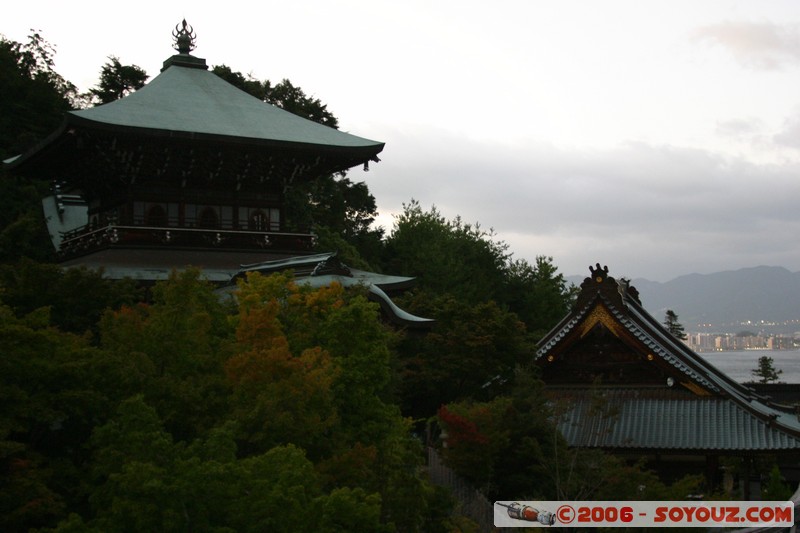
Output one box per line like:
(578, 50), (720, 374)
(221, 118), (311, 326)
(5, 1), (800, 281)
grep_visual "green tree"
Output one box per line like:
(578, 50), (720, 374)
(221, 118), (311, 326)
(0, 202), (55, 263)
(437, 366), (561, 500)
(762, 464), (793, 501)
(663, 309), (688, 340)
(502, 255), (578, 339)
(231, 271), (399, 451)
(385, 203), (576, 419)
(311, 226), (373, 270)
(87, 397), (333, 533)
(383, 200), (510, 304)
(99, 269), (233, 441)
(0, 32), (78, 264)
(0, 265), (458, 532)
(231, 272), (442, 531)
(225, 284), (339, 457)
(307, 175), (381, 240)
(86, 56), (147, 105)
(751, 355), (783, 384)
(211, 64), (267, 100)
(396, 293), (530, 418)
(265, 78), (338, 129)
(438, 367), (703, 502)
(0, 32), (77, 160)
(212, 67), (338, 128)
(0, 259), (139, 335)
(0, 300), (146, 531)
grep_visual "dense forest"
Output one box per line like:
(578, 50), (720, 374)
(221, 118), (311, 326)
(0, 32), (718, 532)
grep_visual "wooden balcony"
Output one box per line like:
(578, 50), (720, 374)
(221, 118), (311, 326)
(58, 223), (316, 260)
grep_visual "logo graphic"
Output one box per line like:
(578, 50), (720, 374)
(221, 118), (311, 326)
(494, 501), (793, 528)
(496, 502), (556, 525)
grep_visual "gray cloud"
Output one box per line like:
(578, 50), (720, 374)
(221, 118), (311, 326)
(716, 118), (765, 140)
(367, 127), (800, 281)
(691, 21), (800, 70)
(774, 113), (800, 149)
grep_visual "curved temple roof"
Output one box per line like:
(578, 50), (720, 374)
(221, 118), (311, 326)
(67, 65), (384, 153)
(224, 252), (434, 328)
(6, 32), (383, 175)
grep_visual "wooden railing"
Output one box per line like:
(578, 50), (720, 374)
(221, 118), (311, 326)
(58, 223), (315, 258)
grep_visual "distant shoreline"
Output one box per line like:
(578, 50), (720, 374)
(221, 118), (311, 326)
(694, 348), (799, 353)
(699, 350), (800, 383)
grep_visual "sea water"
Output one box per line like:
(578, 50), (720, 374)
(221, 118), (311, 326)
(699, 350), (800, 383)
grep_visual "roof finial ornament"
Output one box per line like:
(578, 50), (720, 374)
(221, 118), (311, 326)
(589, 263), (609, 283)
(172, 19), (197, 54)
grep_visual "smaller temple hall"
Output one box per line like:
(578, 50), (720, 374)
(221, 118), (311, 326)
(536, 263), (800, 497)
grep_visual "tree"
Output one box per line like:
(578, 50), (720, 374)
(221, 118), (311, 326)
(396, 293), (531, 418)
(762, 464), (793, 501)
(436, 366), (569, 500)
(265, 78), (338, 129)
(0, 31), (78, 160)
(0, 32), (79, 264)
(502, 256), (578, 339)
(86, 56), (148, 105)
(384, 203), (577, 418)
(210, 64), (267, 100)
(663, 309), (687, 340)
(99, 269), (233, 442)
(225, 284), (339, 457)
(383, 200), (510, 304)
(87, 396), (367, 533)
(0, 259), (140, 335)
(230, 272), (442, 531)
(437, 367), (703, 502)
(212, 66), (338, 128)
(751, 355), (783, 384)
(230, 271), (397, 452)
(0, 299), (147, 531)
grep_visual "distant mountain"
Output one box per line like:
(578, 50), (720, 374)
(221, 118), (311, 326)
(567, 266), (800, 334)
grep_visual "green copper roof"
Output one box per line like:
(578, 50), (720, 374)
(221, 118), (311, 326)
(67, 64), (384, 152)
(552, 388), (800, 451)
(230, 252), (433, 327)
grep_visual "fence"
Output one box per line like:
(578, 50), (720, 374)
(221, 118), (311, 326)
(426, 446), (498, 532)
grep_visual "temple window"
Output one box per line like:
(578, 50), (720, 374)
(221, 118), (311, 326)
(198, 207), (219, 229)
(248, 208), (280, 231)
(146, 204), (168, 227)
(249, 210), (268, 231)
(220, 205), (234, 228)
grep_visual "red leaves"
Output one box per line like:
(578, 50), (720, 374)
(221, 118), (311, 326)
(437, 405), (489, 446)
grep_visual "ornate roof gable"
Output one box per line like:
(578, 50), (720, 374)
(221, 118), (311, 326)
(537, 263), (723, 392)
(535, 263), (800, 450)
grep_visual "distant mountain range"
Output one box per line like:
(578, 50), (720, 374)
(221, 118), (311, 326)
(566, 266), (800, 334)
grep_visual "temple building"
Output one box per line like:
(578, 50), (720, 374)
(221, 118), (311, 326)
(7, 20), (382, 279)
(4, 21), (429, 326)
(535, 263), (800, 497)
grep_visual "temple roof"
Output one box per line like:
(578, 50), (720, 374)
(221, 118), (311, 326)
(65, 65), (383, 153)
(224, 252), (434, 328)
(536, 263), (800, 451)
(552, 388), (800, 451)
(6, 22), (384, 179)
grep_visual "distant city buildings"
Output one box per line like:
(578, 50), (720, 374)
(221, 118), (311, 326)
(686, 332), (798, 352)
